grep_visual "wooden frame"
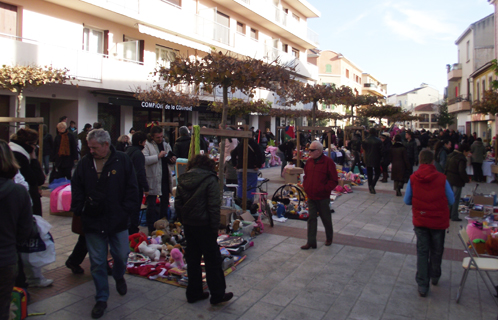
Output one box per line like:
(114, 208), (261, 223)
(0, 117), (45, 164)
(158, 122), (180, 141)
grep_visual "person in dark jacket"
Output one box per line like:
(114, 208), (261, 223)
(445, 143), (470, 222)
(173, 126), (192, 158)
(362, 128), (382, 194)
(301, 141), (338, 250)
(231, 137), (264, 206)
(404, 149), (454, 297)
(434, 140), (451, 173)
(337, 128), (344, 148)
(8, 128), (45, 216)
(51, 122), (78, 182)
(471, 138), (486, 182)
(115, 135), (129, 152)
(391, 135), (410, 196)
(277, 139), (296, 174)
(348, 133), (364, 175)
(0, 140), (34, 319)
(125, 131), (150, 234)
(175, 154), (233, 305)
(42, 125), (53, 175)
(404, 131), (417, 176)
(71, 129), (139, 319)
(78, 123), (92, 158)
(379, 132), (392, 183)
(322, 129), (337, 148)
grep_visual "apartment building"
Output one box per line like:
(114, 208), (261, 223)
(0, 0), (320, 142)
(412, 103), (439, 131)
(387, 84), (441, 112)
(469, 61), (495, 142)
(446, 13), (494, 135)
(311, 49), (387, 126)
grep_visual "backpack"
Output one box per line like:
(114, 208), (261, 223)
(11, 287), (28, 320)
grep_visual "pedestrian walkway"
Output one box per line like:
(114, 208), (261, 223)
(28, 166), (497, 319)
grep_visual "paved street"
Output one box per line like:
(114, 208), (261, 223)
(28, 166), (498, 319)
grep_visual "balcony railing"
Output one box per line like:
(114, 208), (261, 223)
(195, 15), (231, 46)
(448, 95), (471, 113)
(448, 95), (470, 105)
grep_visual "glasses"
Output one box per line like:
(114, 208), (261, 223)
(309, 149), (317, 152)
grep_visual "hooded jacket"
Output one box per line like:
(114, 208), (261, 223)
(303, 155), (338, 200)
(70, 146), (140, 234)
(405, 164), (452, 230)
(173, 135), (191, 159)
(175, 168), (220, 230)
(0, 178), (33, 267)
(445, 150), (468, 187)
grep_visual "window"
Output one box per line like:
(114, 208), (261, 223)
(282, 44), (288, 53)
(217, 11), (229, 27)
(156, 45), (177, 68)
(236, 21), (245, 34)
(359, 78), (361, 84)
(163, 0), (181, 6)
(122, 35), (141, 62)
(477, 82), (480, 101)
(250, 28), (258, 40)
(345, 69), (349, 78)
(0, 2), (17, 36)
(292, 13), (300, 22)
(482, 79), (486, 91)
(490, 76), (493, 87)
(284, 8), (288, 13)
(83, 27), (104, 53)
(325, 64), (332, 73)
(291, 47), (299, 58)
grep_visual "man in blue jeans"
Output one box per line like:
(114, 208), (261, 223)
(404, 150), (454, 297)
(71, 129), (139, 319)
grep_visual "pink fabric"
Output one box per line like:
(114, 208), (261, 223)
(266, 146), (281, 166)
(50, 184), (71, 212)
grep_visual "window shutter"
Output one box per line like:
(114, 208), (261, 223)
(103, 30), (109, 57)
(139, 40), (145, 63)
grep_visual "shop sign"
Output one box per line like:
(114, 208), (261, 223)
(141, 101), (193, 111)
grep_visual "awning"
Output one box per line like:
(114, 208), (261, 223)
(138, 24), (211, 53)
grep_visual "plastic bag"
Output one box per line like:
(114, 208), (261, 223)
(22, 216), (56, 268)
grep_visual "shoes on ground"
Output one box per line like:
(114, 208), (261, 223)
(66, 260), (84, 274)
(325, 240), (332, 246)
(91, 301), (107, 319)
(380, 179), (388, 183)
(451, 218), (463, 222)
(187, 292), (210, 303)
(431, 277), (439, 286)
(300, 243), (317, 250)
(396, 189), (402, 197)
(116, 278), (127, 296)
(210, 292), (234, 305)
(418, 286), (428, 298)
(28, 278), (53, 288)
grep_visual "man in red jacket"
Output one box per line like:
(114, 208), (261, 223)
(404, 150), (454, 297)
(301, 141), (338, 249)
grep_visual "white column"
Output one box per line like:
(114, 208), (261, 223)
(121, 105), (134, 135)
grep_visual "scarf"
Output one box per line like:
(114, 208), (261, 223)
(58, 131), (70, 156)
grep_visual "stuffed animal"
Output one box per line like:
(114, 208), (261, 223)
(160, 244), (169, 257)
(170, 248), (185, 269)
(152, 219), (170, 238)
(138, 241), (160, 261)
(129, 232), (148, 253)
(232, 219), (241, 232)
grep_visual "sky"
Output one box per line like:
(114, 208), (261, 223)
(307, 0), (494, 96)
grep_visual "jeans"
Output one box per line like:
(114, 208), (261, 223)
(276, 150), (286, 174)
(0, 264), (17, 320)
(414, 227), (445, 290)
(237, 171), (258, 202)
(307, 199), (333, 246)
(85, 230), (129, 302)
(184, 225), (226, 302)
(450, 185), (462, 220)
(43, 155), (50, 175)
(366, 166), (381, 188)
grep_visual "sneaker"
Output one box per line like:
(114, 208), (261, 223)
(210, 292), (233, 305)
(29, 279), (53, 288)
(66, 260), (84, 274)
(116, 278), (127, 296)
(91, 301), (107, 319)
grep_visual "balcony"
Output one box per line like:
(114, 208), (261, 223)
(209, 0), (319, 48)
(362, 83), (386, 97)
(0, 34), (152, 91)
(447, 63), (462, 81)
(448, 96), (471, 113)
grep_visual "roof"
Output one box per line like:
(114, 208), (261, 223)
(469, 61), (494, 78)
(455, 13), (494, 44)
(414, 103), (436, 112)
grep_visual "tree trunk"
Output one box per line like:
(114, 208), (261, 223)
(311, 100), (317, 139)
(16, 92), (23, 129)
(218, 86), (228, 196)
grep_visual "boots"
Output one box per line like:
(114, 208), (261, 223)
(380, 171), (388, 183)
(396, 188), (402, 197)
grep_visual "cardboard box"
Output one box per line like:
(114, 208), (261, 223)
(284, 167), (304, 184)
(469, 209), (485, 218)
(474, 195), (495, 206)
(338, 179), (352, 187)
(220, 207), (235, 226)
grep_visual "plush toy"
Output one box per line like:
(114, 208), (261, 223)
(170, 248), (185, 269)
(161, 244), (169, 257)
(232, 219), (241, 232)
(138, 241), (160, 261)
(129, 232), (148, 253)
(150, 236), (163, 245)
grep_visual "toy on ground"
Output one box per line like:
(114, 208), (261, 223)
(170, 248), (185, 269)
(129, 232), (148, 253)
(138, 241), (160, 261)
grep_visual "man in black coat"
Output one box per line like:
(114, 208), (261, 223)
(362, 128), (382, 194)
(173, 126), (192, 158)
(71, 129), (139, 319)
